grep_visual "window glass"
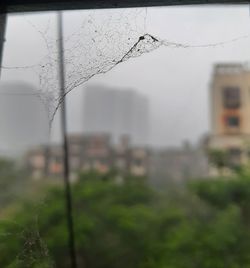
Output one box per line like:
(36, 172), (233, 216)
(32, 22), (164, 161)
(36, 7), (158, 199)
(223, 87), (241, 108)
(226, 115), (240, 127)
(2, 5), (250, 268)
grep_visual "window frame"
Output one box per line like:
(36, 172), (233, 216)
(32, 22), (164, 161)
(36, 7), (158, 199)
(1, 0), (249, 13)
(223, 86), (241, 109)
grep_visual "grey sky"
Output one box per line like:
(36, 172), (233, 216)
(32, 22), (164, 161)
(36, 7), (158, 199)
(1, 5), (250, 151)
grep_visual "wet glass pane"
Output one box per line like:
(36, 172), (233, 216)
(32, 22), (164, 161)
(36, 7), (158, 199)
(1, 4), (250, 267)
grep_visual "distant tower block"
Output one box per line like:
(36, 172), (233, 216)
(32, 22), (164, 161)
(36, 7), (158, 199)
(83, 85), (149, 145)
(208, 63), (250, 168)
(0, 81), (50, 157)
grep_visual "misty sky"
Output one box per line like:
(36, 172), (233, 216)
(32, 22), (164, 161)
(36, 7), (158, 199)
(1, 4), (250, 152)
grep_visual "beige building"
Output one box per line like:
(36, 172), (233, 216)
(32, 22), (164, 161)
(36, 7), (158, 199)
(26, 134), (149, 180)
(208, 63), (250, 168)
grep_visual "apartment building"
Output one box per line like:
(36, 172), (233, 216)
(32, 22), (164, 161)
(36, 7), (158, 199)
(208, 63), (250, 169)
(26, 134), (149, 179)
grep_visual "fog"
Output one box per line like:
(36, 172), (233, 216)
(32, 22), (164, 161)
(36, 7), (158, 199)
(1, 5), (250, 151)
(0, 81), (49, 156)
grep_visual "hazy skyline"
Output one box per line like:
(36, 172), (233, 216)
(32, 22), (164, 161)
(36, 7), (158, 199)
(83, 85), (149, 145)
(0, 81), (50, 156)
(1, 5), (250, 152)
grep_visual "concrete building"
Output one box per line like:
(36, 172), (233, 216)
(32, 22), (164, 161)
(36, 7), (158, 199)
(149, 143), (209, 187)
(26, 134), (149, 180)
(83, 85), (149, 145)
(27, 134), (208, 185)
(208, 63), (250, 169)
(0, 81), (50, 157)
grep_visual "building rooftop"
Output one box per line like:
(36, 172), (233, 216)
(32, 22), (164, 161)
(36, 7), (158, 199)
(214, 63), (249, 75)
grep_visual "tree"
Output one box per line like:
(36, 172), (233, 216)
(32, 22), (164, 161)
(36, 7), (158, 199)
(208, 149), (229, 175)
(0, 158), (29, 207)
(2, 170), (250, 268)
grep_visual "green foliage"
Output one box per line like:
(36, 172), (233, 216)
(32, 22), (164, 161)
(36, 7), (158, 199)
(2, 169), (250, 267)
(0, 158), (29, 207)
(208, 149), (229, 170)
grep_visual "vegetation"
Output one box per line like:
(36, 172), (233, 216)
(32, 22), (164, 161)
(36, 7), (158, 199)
(0, 158), (30, 207)
(2, 162), (250, 267)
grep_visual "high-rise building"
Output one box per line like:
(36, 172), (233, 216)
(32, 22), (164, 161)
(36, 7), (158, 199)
(0, 81), (49, 157)
(208, 63), (250, 167)
(83, 85), (149, 145)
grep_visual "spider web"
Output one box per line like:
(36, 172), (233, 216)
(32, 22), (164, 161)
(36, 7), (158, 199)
(2, 8), (250, 124)
(2, 7), (250, 267)
(33, 9), (148, 121)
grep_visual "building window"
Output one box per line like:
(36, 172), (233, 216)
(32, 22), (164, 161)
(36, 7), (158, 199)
(226, 116), (240, 128)
(133, 158), (143, 167)
(223, 87), (241, 109)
